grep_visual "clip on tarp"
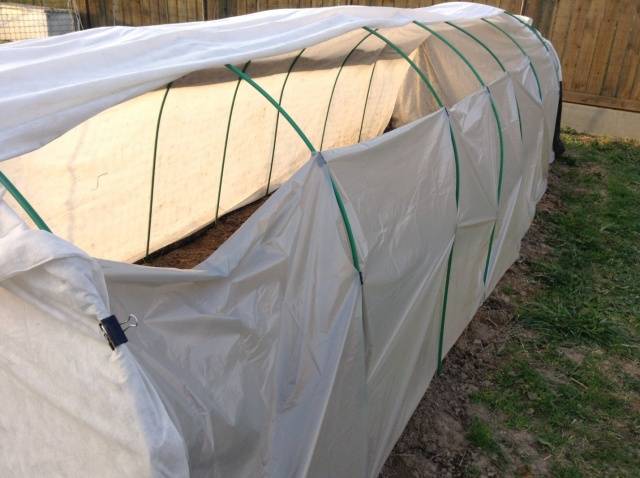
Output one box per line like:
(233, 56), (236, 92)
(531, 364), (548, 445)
(99, 315), (129, 350)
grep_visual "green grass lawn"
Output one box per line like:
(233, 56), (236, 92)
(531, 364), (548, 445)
(465, 130), (640, 477)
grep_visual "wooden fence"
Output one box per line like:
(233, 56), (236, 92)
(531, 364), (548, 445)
(74, 0), (526, 28)
(544, 0), (640, 112)
(9, 0), (640, 112)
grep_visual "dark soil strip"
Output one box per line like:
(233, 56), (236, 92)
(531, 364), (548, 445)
(140, 198), (266, 268)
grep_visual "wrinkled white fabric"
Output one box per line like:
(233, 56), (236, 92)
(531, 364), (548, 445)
(0, 4), (560, 477)
(0, 8), (559, 262)
(0, 3), (504, 162)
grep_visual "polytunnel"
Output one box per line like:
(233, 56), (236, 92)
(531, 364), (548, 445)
(0, 3), (561, 477)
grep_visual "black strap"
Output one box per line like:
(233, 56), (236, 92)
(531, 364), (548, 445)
(553, 81), (565, 157)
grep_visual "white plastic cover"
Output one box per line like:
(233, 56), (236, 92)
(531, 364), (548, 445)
(0, 4), (560, 477)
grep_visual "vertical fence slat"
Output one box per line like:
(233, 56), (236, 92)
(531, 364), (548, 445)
(584, 0), (619, 95)
(571, 0), (607, 92)
(600, 0), (634, 99)
(204, 0), (218, 20)
(617, 1), (640, 101)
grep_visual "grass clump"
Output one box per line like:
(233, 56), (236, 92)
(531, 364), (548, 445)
(467, 417), (502, 456)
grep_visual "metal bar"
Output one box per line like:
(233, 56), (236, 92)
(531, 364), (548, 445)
(503, 11), (560, 82)
(226, 63), (316, 153)
(266, 49), (306, 195)
(365, 25), (463, 372)
(357, 59), (378, 143)
(482, 17), (543, 101)
(364, 26), (458, 202)
(0, 172), (51, 232)
(364, 26), (444, 108)
(145, 81), (173, 256)
(414, 21), (486, 87)
(504, 11), (549, 52)
(445, 21), (507, 72)
(214, 61), (251, 225)
(225, 63), (362, 276)
(319, 30), (375, 150)
(415, 20), (506, 289)
(415, 22), (505, 200)
(445, 21), (524, 140)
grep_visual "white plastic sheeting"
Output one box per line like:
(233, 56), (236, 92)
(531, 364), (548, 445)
(0, 2), (503, 163)
(0, 5), (559, 263)
(0, 3), (560, 477)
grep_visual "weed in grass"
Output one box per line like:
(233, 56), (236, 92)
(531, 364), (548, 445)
(463, 464), (482, 478)
(521, 298), (629, 347)
(467, 417), (503, 458)
(551, 463), (583, 478)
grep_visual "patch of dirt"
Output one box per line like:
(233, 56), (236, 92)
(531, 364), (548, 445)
(621, 360), (640, 379)
(140, 198), (266, 268)
(142, 164), (563, 477)
(538, 368), (570, 388)
(557, 346), (586, 366)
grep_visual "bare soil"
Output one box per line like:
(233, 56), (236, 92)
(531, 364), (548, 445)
(139, 198), (265, 268)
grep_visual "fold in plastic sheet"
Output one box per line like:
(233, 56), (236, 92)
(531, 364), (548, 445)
(1, 78), (549, 475)
(325, 111), (454, 474)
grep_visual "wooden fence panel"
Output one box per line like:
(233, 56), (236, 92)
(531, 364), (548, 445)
(533, 0), (640, 112)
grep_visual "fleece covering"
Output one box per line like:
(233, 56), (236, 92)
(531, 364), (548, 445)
(0, 3), (560, 477)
